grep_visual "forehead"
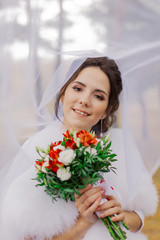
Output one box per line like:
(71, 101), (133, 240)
(72, 66), (110, 90)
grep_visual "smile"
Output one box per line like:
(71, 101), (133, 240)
(73, 108), (90, 116)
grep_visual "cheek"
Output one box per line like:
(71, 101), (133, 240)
(95, 101), (108, 115)
(61, 89), (74, 105)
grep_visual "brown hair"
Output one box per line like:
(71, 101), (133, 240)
(55, 57), (122, 134)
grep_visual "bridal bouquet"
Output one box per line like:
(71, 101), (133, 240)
(33, 129), (128, 240)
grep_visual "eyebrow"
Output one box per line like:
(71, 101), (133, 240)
(72, 81), (108, 96)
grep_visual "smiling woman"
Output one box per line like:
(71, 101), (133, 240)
(0, 56), (158, 240)
(55, 57), (122, 135)
(61, 66), (110, 131)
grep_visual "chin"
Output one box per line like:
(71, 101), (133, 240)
(71, 123), (90, 132)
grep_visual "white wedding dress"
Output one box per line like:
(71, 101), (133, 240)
(0, 120), (158, 240)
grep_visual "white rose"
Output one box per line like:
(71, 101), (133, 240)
(53, 145), (65, 151)
(57, 167), (71, 181)
(85, 146), (97, 155)
(58, 149), (76, 166)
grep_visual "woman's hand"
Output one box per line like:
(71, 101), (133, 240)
(96, 195), (125, 222)
(74, 185), (105, 224)
(96, 195), (143, 232)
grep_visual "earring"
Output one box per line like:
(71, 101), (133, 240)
(100, 119), (103, 138)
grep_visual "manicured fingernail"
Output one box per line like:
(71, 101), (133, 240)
(99, 213), (104, 217)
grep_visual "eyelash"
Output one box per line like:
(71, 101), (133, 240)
(95, 95), (105, 101)
(72, 86), (105, 101)
(72, 86), (82, 92)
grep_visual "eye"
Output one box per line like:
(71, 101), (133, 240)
(72, 86), (82, 92)
(94, 94), (105, 101)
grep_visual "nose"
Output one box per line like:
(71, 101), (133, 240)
(79, 93), (91, 107)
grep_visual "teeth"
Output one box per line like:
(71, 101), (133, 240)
(74, 109), (88, 116)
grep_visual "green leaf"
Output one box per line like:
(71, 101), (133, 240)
(92, 172), (98, 178)
(78, 185), (86, 189)
(96, 141), (101, 151)
(61, 141), (66, 146)
(36, 182), (45, 186)
(110, 158), (117, 162)
(35, 146), (40, 153)
(74, 188), (81, 196)
(98, 154), (109, 159)
(105, 141), (111, 150)
(37, 172), (44, 179)
(108, 154), (117, 158)
(64, 189), (74, 193)
(61, 190), (66, 199)
(71, 194), (75, 201)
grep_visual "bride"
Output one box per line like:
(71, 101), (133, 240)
(0, 57), (158, 240)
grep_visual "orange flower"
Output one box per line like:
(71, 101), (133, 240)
(50, 141), (62, 150)
(49, 149), (61, 159)
(48, 148), (65, 173)
(76, 130), (98, 146)
(65, 139), (77, 150)
(46, 159), (64, 173)
(35, 160), (45, 166)
(62, 130), (77, 149)
(63, 130), (72, 139)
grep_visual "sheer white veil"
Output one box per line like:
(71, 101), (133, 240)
(0, 0), (160, 204)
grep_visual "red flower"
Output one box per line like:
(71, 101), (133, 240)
(46, 159), (64, 173)
(65, 139), (77, 150)
(50, 141), (62, 150)
(48, 148), (64, 173)
(63, 130), (73, 139)
(62, 130), (77, 149)
(49, 149), (61, 159)
(76, 130), (98, 146)
(35, 160), (44, 166)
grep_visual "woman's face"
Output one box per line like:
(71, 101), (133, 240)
(61, 66), (110, 131)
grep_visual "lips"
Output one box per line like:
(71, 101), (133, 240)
(73, 108), (90, 116)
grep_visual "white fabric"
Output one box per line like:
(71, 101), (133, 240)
(0, 123), (158, 240)
(0, 0), (160, 209)
(134, 210), (144, 232)
(0, 1), (160, 239)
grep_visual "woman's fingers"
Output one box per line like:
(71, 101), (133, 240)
(98, 206), (122, 218)
(75, 186), (104, 205)
(97, 196), (121, 212)
(83, 196), (102, 217)
(104, 194), (116, 201)
(74, 184), (92, 200)
(78, 189), (105, 212)
(96, 195), (124, 221)
(111, 212), (125, 222)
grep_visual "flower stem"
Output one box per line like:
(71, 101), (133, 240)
(108, 216), (127, 239)
(101, 217), (119, 239)
(101, 216), (128, 240)
(122, 221), (129, 230)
